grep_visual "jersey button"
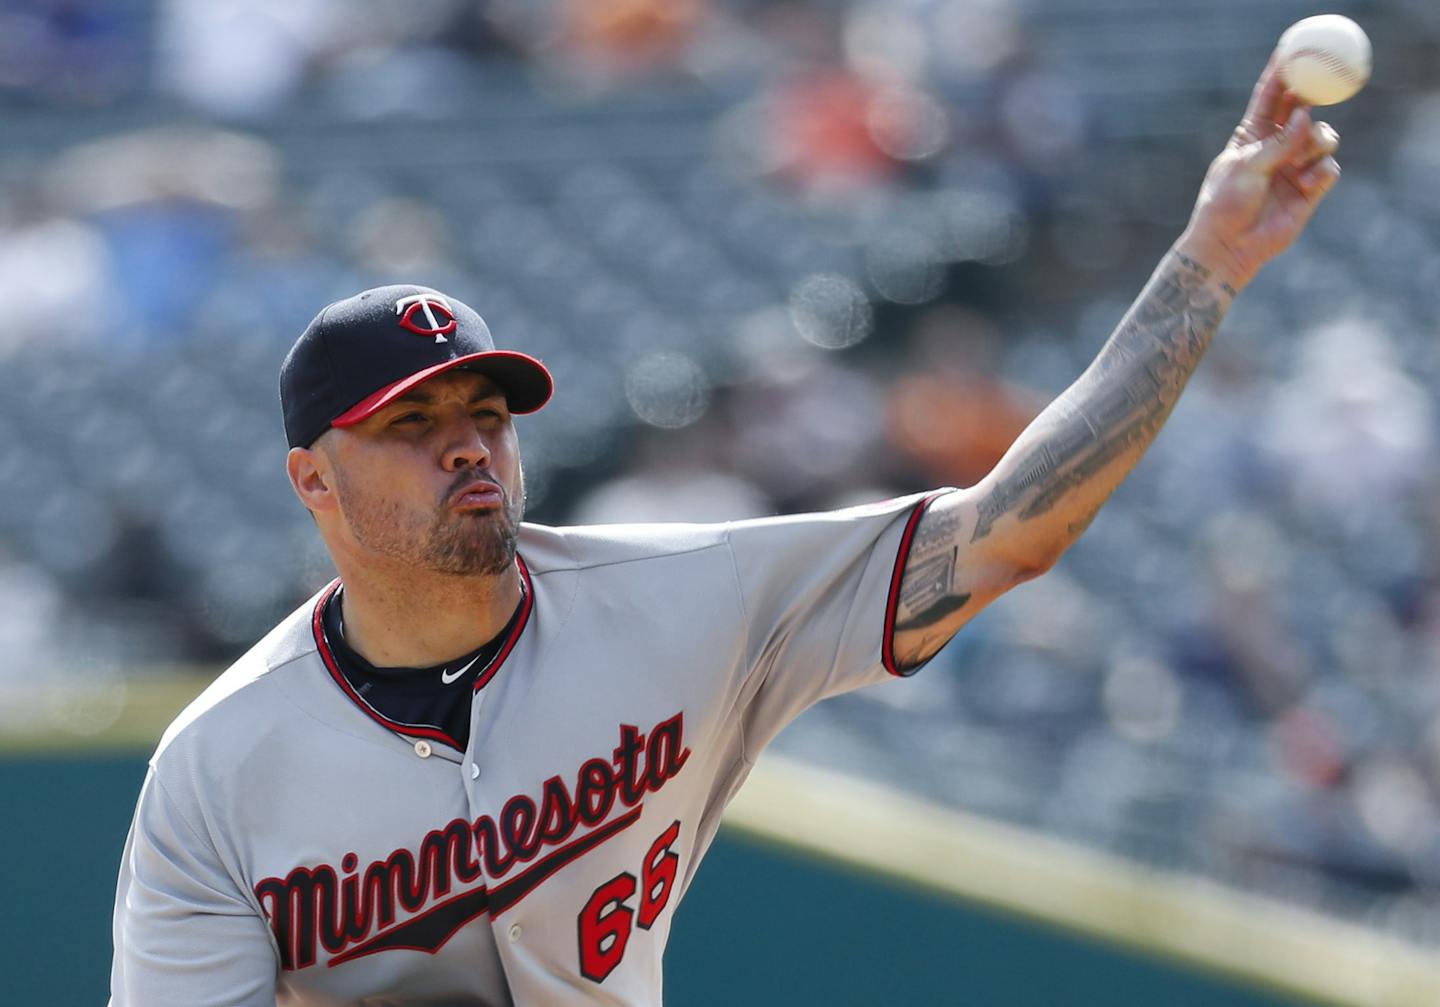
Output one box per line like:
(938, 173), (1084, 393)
(508, 923), (522, 943)
(469, 763), (480, 780)
(413, 740), (433, 759)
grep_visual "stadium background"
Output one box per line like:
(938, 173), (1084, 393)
(3, 0), (1440, 1001)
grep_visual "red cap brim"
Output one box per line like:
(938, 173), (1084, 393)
(331, 351), (553, 428)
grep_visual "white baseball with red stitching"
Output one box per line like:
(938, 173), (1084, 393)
(1276, 15), (1372, 106)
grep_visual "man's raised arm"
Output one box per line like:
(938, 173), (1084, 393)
(892, 54), (1343, 670)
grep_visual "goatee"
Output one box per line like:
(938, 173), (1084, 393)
(336, 464), (526, 578)
(424, 491), (521, 576)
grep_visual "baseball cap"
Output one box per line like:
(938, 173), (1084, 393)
(279, 284), (553, 449)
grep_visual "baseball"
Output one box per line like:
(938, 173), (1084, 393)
(1275, 15), (1371, 106)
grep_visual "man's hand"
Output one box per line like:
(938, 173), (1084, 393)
(1180, 53), (1342, 291)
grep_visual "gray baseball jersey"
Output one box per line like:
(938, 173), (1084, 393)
(110, 490), (942, 1006)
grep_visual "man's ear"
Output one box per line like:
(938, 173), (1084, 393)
(287, 445), (339, 513)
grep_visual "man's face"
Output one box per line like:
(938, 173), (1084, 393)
(318, 371), (525, 577)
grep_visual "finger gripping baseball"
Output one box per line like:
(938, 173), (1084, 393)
(1251, 108), (1310, 172)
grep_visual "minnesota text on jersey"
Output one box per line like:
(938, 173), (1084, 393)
(256, 714), (691, 969)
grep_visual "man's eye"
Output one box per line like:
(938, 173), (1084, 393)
(393, 413), (427, 426)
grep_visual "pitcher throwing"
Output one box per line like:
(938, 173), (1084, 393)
(111, 54), (1340, 1005)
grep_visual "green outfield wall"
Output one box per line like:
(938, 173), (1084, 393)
(3, 751), (1317, 1006)
(7, 679), (1432, 1006)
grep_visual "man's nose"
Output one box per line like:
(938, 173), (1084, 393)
(440, 416), (491, 471)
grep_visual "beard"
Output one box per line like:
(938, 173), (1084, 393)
(336, 465), (525, 577)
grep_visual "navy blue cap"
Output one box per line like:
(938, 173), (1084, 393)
(279, 284), (553, 449)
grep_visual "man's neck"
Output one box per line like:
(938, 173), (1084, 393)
(332, 562), (524, 669)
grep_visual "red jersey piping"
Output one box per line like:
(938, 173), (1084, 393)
(881, 492), (949, 677)
(312, 556), (535, 746)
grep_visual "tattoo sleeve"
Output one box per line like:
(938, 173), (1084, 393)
(891, 249), (1233, 669)
(971, 249), (1230, 545)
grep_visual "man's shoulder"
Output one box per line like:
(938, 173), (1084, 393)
(151, 584), (328, 767)
(518, 519), (736, 573)
(515, 492), (942, 575)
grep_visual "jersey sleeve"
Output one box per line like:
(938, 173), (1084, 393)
(724, 489), (947, 758)
(110, 766), (277, 1007)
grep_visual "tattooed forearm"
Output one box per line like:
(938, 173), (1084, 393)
(891, 248), (1232, 671)
(972, 249), (1230, 546)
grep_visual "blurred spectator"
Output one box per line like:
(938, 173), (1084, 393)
(0, 559), (64, 689)
(725, 353), (893, 508)
(767, 68), (906, 193)
(155, 0), (336, 118)
(0, 0), (143, 105)
(887, 305), (1042, 487)
(558, 0), (706, 80)
(1199, 509), (1309, 715)
(0, 184), (115, 353)
(45, 127), (280, 339)
(570, 426), (771, 524)
(1258, 317), (1435, 518)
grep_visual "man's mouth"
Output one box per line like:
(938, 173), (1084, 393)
(449, 480), (504, 512)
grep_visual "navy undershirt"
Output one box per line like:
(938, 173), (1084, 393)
(321, 587), (523, 751)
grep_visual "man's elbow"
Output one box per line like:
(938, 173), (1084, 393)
(1002, 542), (1065, 589)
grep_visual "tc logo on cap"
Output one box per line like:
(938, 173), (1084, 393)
(396, 293), (458, 343)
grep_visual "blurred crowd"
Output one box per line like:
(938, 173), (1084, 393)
(4, 0), (1440, 946)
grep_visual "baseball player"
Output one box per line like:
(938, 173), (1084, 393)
(111, 56), (1339, 1005)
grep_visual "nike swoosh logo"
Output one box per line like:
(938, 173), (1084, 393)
(440, 653), (482, 685)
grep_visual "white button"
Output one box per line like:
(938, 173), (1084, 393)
(470, 763), (480, 780)
(413, 740), (432, 758)
(508, 923), (522, 942)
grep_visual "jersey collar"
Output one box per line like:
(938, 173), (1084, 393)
(311, 556), (535, 745)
